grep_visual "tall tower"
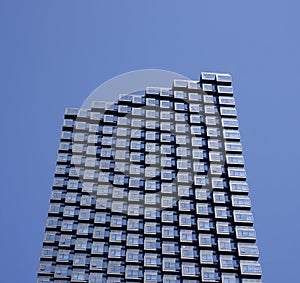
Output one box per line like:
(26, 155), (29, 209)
(37, 72), (262, 283)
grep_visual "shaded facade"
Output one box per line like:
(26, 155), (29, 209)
(37, 72), (262, 283)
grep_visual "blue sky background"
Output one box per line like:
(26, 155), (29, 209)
(1, 1), (299, 282)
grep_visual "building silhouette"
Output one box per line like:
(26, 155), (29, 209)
(37, 72), (262, 283)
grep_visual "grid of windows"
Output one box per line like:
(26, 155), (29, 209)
(37, 72), (262, 283)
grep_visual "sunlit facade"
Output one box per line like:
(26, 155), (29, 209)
(37, 72), (262, 283)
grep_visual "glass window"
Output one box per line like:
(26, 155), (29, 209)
(219, 96), (235, 105)
(191, 126), (205, 135)
(178, 185), (191, 197)
(161, 196), (174, 208)
(216, 73), (232, 82)
(143, 207), (157, 221)
(194, 175), (208, 186)
(163, 258), (179, 272)
(177, 146), (191, 157)
(160, 183), (174, 194)
(180, 230), (195, 243)
(174, 90), (187, 98)
(54, 265), (70, 277)
(145, 193), (159, 205)
(144, 253), (159, 267)
(240, 261), (262, 276)
(236, 226), (256, 240)
(215, 207), (230, 219)
(127, 234), (142, 246)
(125, 265), (142, 279)
(175, 123), (189, 133)
(181, 245), (197, 260)
(145, 270), (159, 283)
(161, 133), (174, 143)
(161, 157), (175, 167)
(204, 105), (217, 114)
(210, 164), (225, 175)
(109, 230), (126, 243)
(226, 154), (244, 164)
(132, 107), (145, 116)
(145, 142), (158, 152)
(73, 254), (89, 266)
(190, 114), (204, 124)
(175, 113), (188, 122)
(145, 167), (159, 178)
(127, 190), (142, 202)
(197, 219), (214, 231)
(213, 192), (227, 203)
(108, 245), (124, 258)
(41, 247), (57, 259)
(91, 241), (107, 254)
(216, 222), (233, 235)
(111, 215), (126, 227)
(233, 210), (254, 223)
(145, 180), (160, 191)
(220, 255), (237, 270)
(199, 233), (216, 248)
(229, 181), (249, 193)
(160, 100), (173, 108)
(90, 257), (107, 271)
(179, 214), (193, 227)
(207, 127), (220, 137)
(223, 129), (240, 140)
(107, 261), (125, 275)
(188, 92), (202, 101)
(202, 84), (216, 92)
(181, 262), (199, 277)
(127, 204), (142, 216)
(117, 117), (130, 125)
(192, 149), (207, 159)
(160, 111), (174, 120)
(116, 127), (130, 137)
(146, 110), (159, 118)
(196, 203), (213, 216)
(94, 212), (110, 224)
(162, 242), (178, 255)
(195, 189), (211, 201)
(217, 85), (234, 94)
(132, 95), (145, 104)
(238, 243), (259, 257)
(222, 118), (239, 128)
(218, 238), (235, 252)
(209, 152), (223, 162)
(56, 249), (73, 262)
(126, 249), (141, 262)
(232, 195), (251, 207)
(146, 98), (159, 106)
(201, 72), (215, 80)
(146, 131), (159, 141)
(161, 121), (174, 131)
(75, 238), (91, 251)
(228, 167), (246, 178)
(177, 172), (192, 183)
(200, 250), (217, 264)
(162, 226), (177, 239)
(189, 103), (202, 113)
(162, 211), (176, 223)
(175, 102), (187, 111)
(220, 107), (237, 117)
(204, 94), (216, 103)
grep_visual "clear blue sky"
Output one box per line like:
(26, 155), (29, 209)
(1, 1), (299, 282)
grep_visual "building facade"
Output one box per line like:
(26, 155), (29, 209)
(37, 72), (262, 283)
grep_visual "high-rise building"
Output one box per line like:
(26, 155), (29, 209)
(37, 72), (262, 283)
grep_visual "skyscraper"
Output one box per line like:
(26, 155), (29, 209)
(37, 72), (262, 283)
